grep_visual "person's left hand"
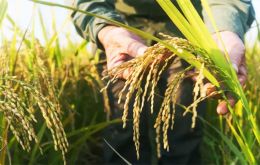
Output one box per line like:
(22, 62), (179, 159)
(209, 31), (247, 115)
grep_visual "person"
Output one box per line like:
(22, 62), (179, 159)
(71, 0), (255, 164)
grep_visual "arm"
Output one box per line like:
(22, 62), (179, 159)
(71, 0), (126, 49)
(203, 0), (255, 41)
(71, 0), (147, 79)
(203, 0), (255, 114)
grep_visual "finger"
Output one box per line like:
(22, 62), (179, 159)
(107, 60), (132, 80)
(106, 49), (121, 64)
(192, 75), (198, 82)
(238, 74), (247, 86)
(122, 67), (132, 80)
(238, 63), (247, 76)
(126, 40), (147, 57)
(216, 95), (236, 115)
(232, 63), (239, 73)
(203, 83), (217, 97)
(107, 52), (128, 69)
(136, 46), (147, 57)
(229, 52), (243, 72)
(238, 64), (247, 86)
(191, 73), (198, 82)
(186, 68), (198, 82)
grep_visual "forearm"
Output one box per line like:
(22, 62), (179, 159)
(203, 0), (255, 41)
(71, 0), (125, 49)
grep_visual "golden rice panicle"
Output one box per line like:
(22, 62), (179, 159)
(182, 63), (205, 129)
(106, 36), (213, 160)
(0, 86), (38, 151)
(191, 63), (204, 128)
(139, 57), (156, 114)
(0, 42), (69, 164)
(28, 81), (69, 162)
(133, 89), (142, 159)
(153, 69), (186, 157)
(154, 109), (162, 158)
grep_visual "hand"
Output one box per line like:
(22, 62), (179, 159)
(98, 26), (148, 79)
(211, 31), (247, 115)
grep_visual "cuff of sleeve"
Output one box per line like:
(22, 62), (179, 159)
(203, 5), (246, 42)
(90, 13), (126, 50)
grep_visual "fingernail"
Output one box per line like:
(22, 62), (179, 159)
(232, 63), (238, 73)
(217, 107), (221, 114)
(216, 105), (223, 114)
(137, 46), (147, 56)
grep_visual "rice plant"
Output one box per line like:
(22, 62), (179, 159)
(201, 34), (260, 164)
(31, 0), (260, 164)
(2, 0), (260, 164)
(0, 38), (69, 163)
(105, 35), (221, 158)
(0, 5), (118, 163)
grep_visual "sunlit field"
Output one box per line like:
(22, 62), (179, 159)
(0, 0), (260, 164)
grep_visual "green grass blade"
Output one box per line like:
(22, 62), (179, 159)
(51, 11), (62, 67)
(0, 0), (7, 27)
(104, 139), (132, 165)
(29, 124), (47, 165)
(226, 119), (255, 164)
(38, 9), (49, 43)
(6, 15), (32, 47)
(67, 119), (121, 137)
(200, 116), (247, 164)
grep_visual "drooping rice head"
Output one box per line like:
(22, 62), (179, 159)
(0, 42), (68, 163)
(105, 35), (222, 158)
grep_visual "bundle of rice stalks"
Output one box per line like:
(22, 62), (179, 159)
(31, 0), (259, 163)
(0, 41), (68, 163)
(106, 35), (220, 158)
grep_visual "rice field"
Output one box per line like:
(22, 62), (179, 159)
(0, 0), (260, 164)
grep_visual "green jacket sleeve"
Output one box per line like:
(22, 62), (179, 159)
(71, 0), (125, 49)
(202, 0), (255, 41)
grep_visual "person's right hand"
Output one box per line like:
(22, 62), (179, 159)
(98, 26), (148, 79)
